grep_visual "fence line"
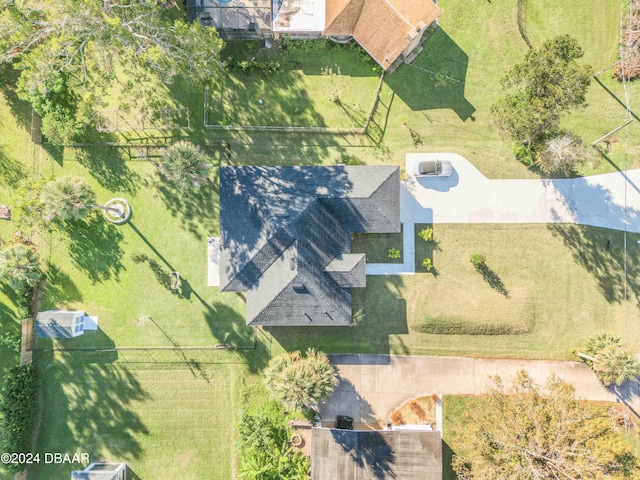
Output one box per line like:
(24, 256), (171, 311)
(516, 0), (532, 49)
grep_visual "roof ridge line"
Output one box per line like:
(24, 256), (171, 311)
(380, 0), (413, 29)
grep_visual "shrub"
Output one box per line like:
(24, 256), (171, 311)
(422, 258), (433, 270)
(418, 227), (434, 242)
(512, 143), (536, 165)
(470, 253), (486, 267)
(388, 248), (401, 259)
(0, 365), (38, 472)
(535, 133), (593, 176)
(130, 252), (149, 264)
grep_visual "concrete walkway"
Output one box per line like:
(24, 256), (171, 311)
(366, 154), (640, 275)
(318, 354), (639, 427)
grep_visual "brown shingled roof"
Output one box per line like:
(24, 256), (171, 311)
(324, 0), (442, 69)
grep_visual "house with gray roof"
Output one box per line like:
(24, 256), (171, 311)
(35, 310), (98, 339)
(311, 428), (442, 479)
(71, 463), (126, 480)
(219, 165), (400, 326)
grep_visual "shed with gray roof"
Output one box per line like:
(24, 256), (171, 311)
(35, 310), (98, 338)
(71, 463), (126, 480)
(219, 166), (400, 326)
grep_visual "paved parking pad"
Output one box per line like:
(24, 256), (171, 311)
(318, 355), (626, 427)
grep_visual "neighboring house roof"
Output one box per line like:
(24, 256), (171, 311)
(219, 166), (400, 327)
(71, 463), (126, 480)
(35, 310), (86, 339)
(311, 428), (442, 480)
(324, 0), (442, 69)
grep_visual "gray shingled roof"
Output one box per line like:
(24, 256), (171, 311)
(311, 428), (442, 480)
(35, 310), (85, 338)
(220, 166), (400, 326)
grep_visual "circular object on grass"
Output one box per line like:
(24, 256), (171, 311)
(102, 198), (132, 224)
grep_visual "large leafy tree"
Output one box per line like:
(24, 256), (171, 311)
(0, 0), (224, 141)
(157, 141), (213, 191)
(453, 371), (638, 479)
(578, 333), (640, 387)
(264, 349), (337, 412)
(491, 35), (592, 146)
(0, 243), (41, 289)
(40, 176), (96, 222)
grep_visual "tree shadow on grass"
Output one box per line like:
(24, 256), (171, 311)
(475, 264), (509, 297)
(201, 300), (269, 373)
(548, 224), (640, 305)
(0, 64), (32, 132)
(32, 351), (149, 478)
(64, 215), (125, 284)
(74, 147), (140, 195)
(39, 261), (83, 308)
(265, 275), (407, 355)
(153, 174), (218, 241)
(0, 145), (27, 188)
(384, 29), (475, 121)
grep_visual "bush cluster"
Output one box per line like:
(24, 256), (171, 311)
(0, 365), (38, 473)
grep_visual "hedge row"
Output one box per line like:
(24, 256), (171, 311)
(1, 364), (38, 473)
(412, 317), (532, 336)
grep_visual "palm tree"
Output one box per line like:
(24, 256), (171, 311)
(264, 348), (337, 411)
(578, 333), (640, 386)
(593, 347), (640, 387)
(0, 244), (41, 290)
(40, 177), (96, 222)
(156, 141), (212, 190)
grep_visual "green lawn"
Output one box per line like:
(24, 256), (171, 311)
(270, 224), (640, 360)
(29, 360), (245, 479)
(207, 41), (381, 128)
(350, 226), (405, 264)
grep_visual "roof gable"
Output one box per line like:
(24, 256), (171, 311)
(324, 0), (442, 69)
(219, 166), (400, 326)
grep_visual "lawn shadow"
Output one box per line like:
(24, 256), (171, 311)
(63, 215), (125, 284)
(0, 64), (33, 132)
(40, 261), (83, 308)
(32, 351), (149, 477)
(0, 145), (28, 188)
(475, 263), (509, 297)
(202, 301), (269, 373)
(73, 146), (140, 195)
(547, 224), (640, 305)
(153, 174), (218, 241)
(265, 275), (408, 354)
(442, 440), (457, 480)
(385, 29), (475, 121)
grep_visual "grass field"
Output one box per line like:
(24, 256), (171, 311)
(206, 41), (381, 128)
(29, 360), (245, 479)
(271, 224), (640, 360)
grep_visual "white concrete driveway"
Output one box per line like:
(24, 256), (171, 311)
(401, 153), (640, 231)
(367, 154), (640, 275)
